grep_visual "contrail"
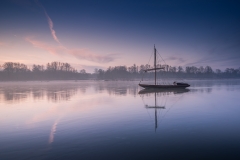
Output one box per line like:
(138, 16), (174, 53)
(35, 0), (60, 44)
(43, 10), (60, 44)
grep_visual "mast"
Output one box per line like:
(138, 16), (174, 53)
(154, 45), (156, 85)
(155, 92), (157, 132)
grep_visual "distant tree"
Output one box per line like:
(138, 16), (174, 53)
(169, 66), (176, 73)
(204, 66), (213, 74)
(94, 68), (99, 74)
(80, 69), (86, 74)
(128, 64), (138, 73)
(3, 62), (14, 73)
(32, 65), (44, 72)
(178, 66), (183, 73)
(215, 69), (221, 74)
(15, 63), (28, 73)
(3, 62), (29, 73)
(198, 66), (204, 74)
(238, 68), (240, 75)
(185, 66), (191, 74)
(97, 69), (105, 79)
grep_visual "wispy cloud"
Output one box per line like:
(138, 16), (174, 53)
(26, 37), (66, 55)
(166, 56), (186, 63)
(28, 1), (116, 64)
(44, 11), (60, 44)
(69, 49), (115, 63)
(185, 40), (240, 68)
(189, 55), (240, 64)
(26, 37), (116, 63)
(35, 0), (60, 44)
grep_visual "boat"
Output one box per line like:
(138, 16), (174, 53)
(139, 45), (190, 89)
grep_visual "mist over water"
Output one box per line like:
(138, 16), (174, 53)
(0, 80), (240, 159)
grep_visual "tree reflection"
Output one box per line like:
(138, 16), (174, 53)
(46, 89), (78, 102)
(0, 82), (85, 103)
(94, 81), (139, 96)
(3, 90), (28, 102)
(0, 81), (141, 103)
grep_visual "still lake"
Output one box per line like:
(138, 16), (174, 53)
(0, 80), (240, 160)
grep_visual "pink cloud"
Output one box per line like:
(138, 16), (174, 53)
(25, 37), (66, 55)
(69, 49), (115, 63)
(26, 37), (115, 63)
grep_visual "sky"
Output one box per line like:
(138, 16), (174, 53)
(0, 0), (240, 72)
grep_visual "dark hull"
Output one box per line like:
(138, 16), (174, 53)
(139, 83), (190, 89)
(138, 88), (189, 94)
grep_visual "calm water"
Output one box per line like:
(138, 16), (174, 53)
(0, 80), (240, 160)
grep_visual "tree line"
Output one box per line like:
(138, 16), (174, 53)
(0, 62), (240, 81)
(94, 64), (240, 80)
(0, 62), (89, 81)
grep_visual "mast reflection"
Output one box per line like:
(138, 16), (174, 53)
(139, 88), (189, 132)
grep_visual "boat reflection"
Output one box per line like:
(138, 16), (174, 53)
(139, 88), (189, 132)
(138, 88), (190, 95)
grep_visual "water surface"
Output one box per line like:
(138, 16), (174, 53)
(0, 80), (240, 159)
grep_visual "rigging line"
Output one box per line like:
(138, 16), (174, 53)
(147, 48), (154, 68)
(164, 92), (170, 107)
(158, 93), (185, 124)
(156, 94), (163, 116)
(156, 49), (167, 65)
(156, 49), (183, 83)
(158, 58), (164, 83)
(156, 53), (164, 64)
(142, 48), (154, 82)
(155, 48), (169, 84)
(146, 106), (153, 120)
(160, 70), (167, 84)
(156, 58), (165, 84)
(158, 107), (165, 119)
(156, 58), (164, 84)
(155, 93), (163, 118)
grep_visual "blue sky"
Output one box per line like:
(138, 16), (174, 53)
(0, 0), (239, 72)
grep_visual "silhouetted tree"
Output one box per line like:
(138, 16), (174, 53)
(178, 66), (184, 73)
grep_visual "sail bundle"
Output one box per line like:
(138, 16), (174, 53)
(143, 67), (165, 72)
